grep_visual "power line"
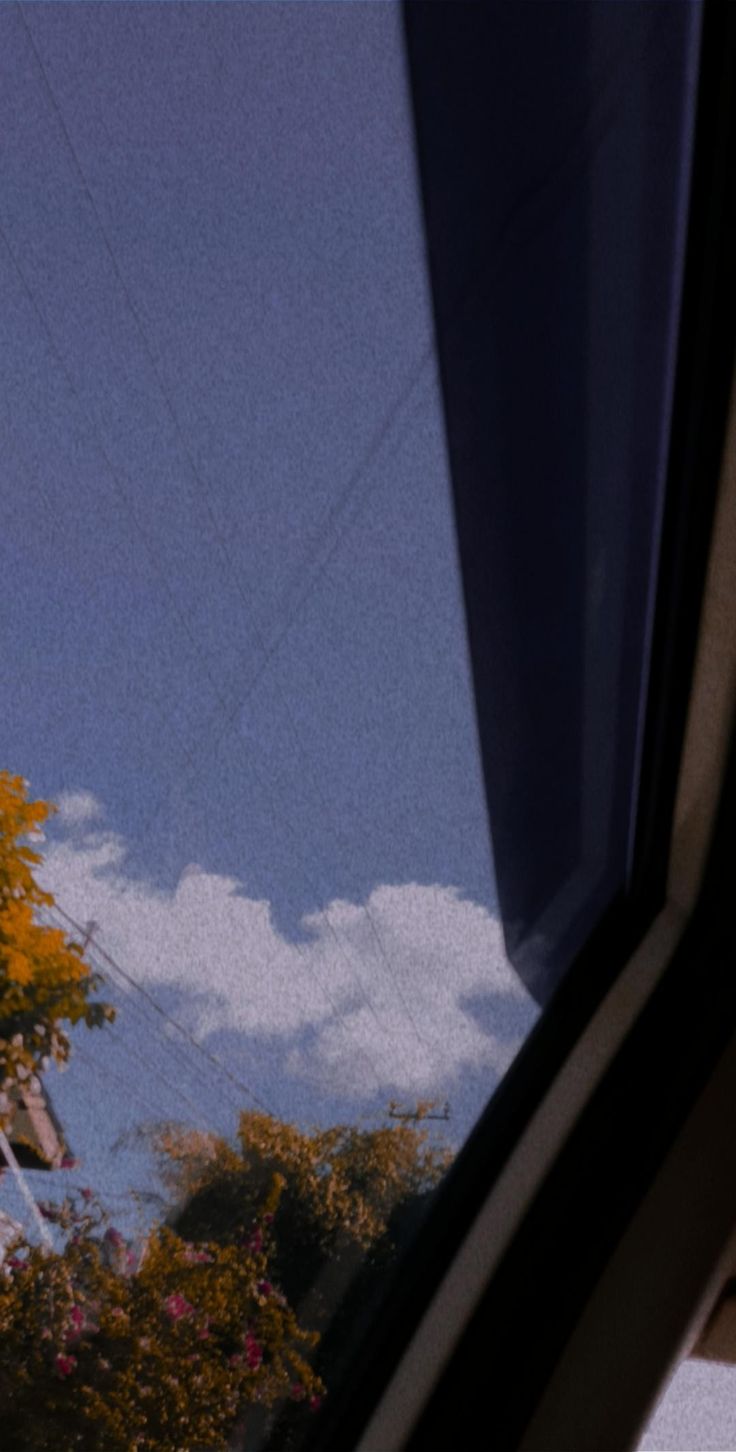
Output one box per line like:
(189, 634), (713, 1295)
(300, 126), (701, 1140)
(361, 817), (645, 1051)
(73, 1043), (197, 1134)
(39, 903), (239, 1120)
(51, 892), (389, 1106)
(0, 232), (391, 1094)
(1, 249), (407, 1093)
(0, 235), (241, 743)
(49, 906), (364, 1118)
(130, 356), (433, 866)
(78, 995), (219, 1132)
(14, 446), (391, 1097)
(5, 445), (206, 790)
(12, 8), (439, 1079)
(40, 911), (246, 1126)
(76, 942), (245, 1121)
(50, 903), (276, 1117)
(17, 0), (436, 1066)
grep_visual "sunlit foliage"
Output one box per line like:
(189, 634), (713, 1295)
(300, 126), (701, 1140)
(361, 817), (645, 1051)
(0, 1183), (323, 1451)
(139, 1109), (450, 1446)
(0, 773), (113, 1115)
(155, 1108), (452, 1257)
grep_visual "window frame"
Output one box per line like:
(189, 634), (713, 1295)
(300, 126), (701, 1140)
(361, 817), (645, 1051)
(301, 4), (736, 1449)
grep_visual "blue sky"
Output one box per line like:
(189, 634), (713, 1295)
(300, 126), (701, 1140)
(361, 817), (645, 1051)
(1, 1), (497, 929)
(0, 0), (538, 1232)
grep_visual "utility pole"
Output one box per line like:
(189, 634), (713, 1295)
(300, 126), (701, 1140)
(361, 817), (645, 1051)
(80, 920), (99, 953)
(387, 1100), (450, 1123)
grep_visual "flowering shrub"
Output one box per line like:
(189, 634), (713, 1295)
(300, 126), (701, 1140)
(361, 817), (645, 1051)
(0, 1183), (323, 1451)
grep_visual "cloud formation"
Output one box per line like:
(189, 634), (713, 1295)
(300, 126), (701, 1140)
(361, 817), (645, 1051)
(38, 810), (538, 1139)
(54, 790), (104, 828)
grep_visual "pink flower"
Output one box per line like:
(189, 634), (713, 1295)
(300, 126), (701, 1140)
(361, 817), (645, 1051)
(197, 1322), (211, 1341)
(263, 1213), (274, 1225)
(247, 1227), (263, 1253)
(164, 1293), (195, 1321)
(244, 1331), (262, 1370)
(256, 1280), (272, 1297)
(60, 1155), (78, 1170)
(290, 1382), (305, 1401)
(54, 1353), (77, 1378)
(38, 1202), (61, 1223)
(110, 1307), (127, 1320)
(104, 1227), (125, 1248)
(309, 1396), (323, 1413)
(229, 1353), (244, 1368)
(80, 1189), (93, 1203)
(183, 1245), (213, 1264)
(69, 1306), (85, 1332)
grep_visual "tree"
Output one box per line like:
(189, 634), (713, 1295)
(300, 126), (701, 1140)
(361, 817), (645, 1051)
(157, 1110), (451, 1307)
(0, 772), (114, 1122)
(154, 1108), (453, 1446)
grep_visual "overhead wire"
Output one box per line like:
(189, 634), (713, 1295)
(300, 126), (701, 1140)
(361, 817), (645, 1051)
(49, 902), (277, 1117)
(38, 906), (238, 1128)
(0, 225), (242, 738)
(51, 893), (388, 1107)
(40, 901), (240, 1112)
(72, 1042), (200, 1134)
(11, 435), (389, 1106)
(7, 449), (206, 791)
(0, 223), (389, 1099)
(14, 4), (441, 1081)
(14, 0), (439, 1071)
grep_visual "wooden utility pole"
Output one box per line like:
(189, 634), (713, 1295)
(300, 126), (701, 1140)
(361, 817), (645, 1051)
(387, 1100), (450, 1123)
(80, 920), (99, 953)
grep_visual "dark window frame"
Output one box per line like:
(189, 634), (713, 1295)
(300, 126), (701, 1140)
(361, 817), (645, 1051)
(302, 4), (736, 1449)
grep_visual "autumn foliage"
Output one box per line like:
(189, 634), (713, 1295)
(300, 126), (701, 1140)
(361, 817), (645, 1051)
(0, 1105), (449, 1452)
(0, 1182), (323, 1452)
(160, 1109), (452, 1257)
(156, 1107), (452, 1438)
(0, 772), (113, 1113)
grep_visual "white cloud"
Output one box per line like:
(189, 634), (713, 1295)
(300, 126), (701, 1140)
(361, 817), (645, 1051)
(37, 809), (538, 1137)
(54, 790), (104, 828)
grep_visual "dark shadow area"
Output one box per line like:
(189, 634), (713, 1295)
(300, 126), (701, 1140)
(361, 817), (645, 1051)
(406, 0), (698, 1002)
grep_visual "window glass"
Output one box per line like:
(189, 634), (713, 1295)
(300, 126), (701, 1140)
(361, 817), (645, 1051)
(0, 4), (701, 1449)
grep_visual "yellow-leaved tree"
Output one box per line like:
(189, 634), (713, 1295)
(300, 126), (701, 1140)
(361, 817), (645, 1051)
(150, 1107), (453, 1446)
(0, 771), (114, 1118)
